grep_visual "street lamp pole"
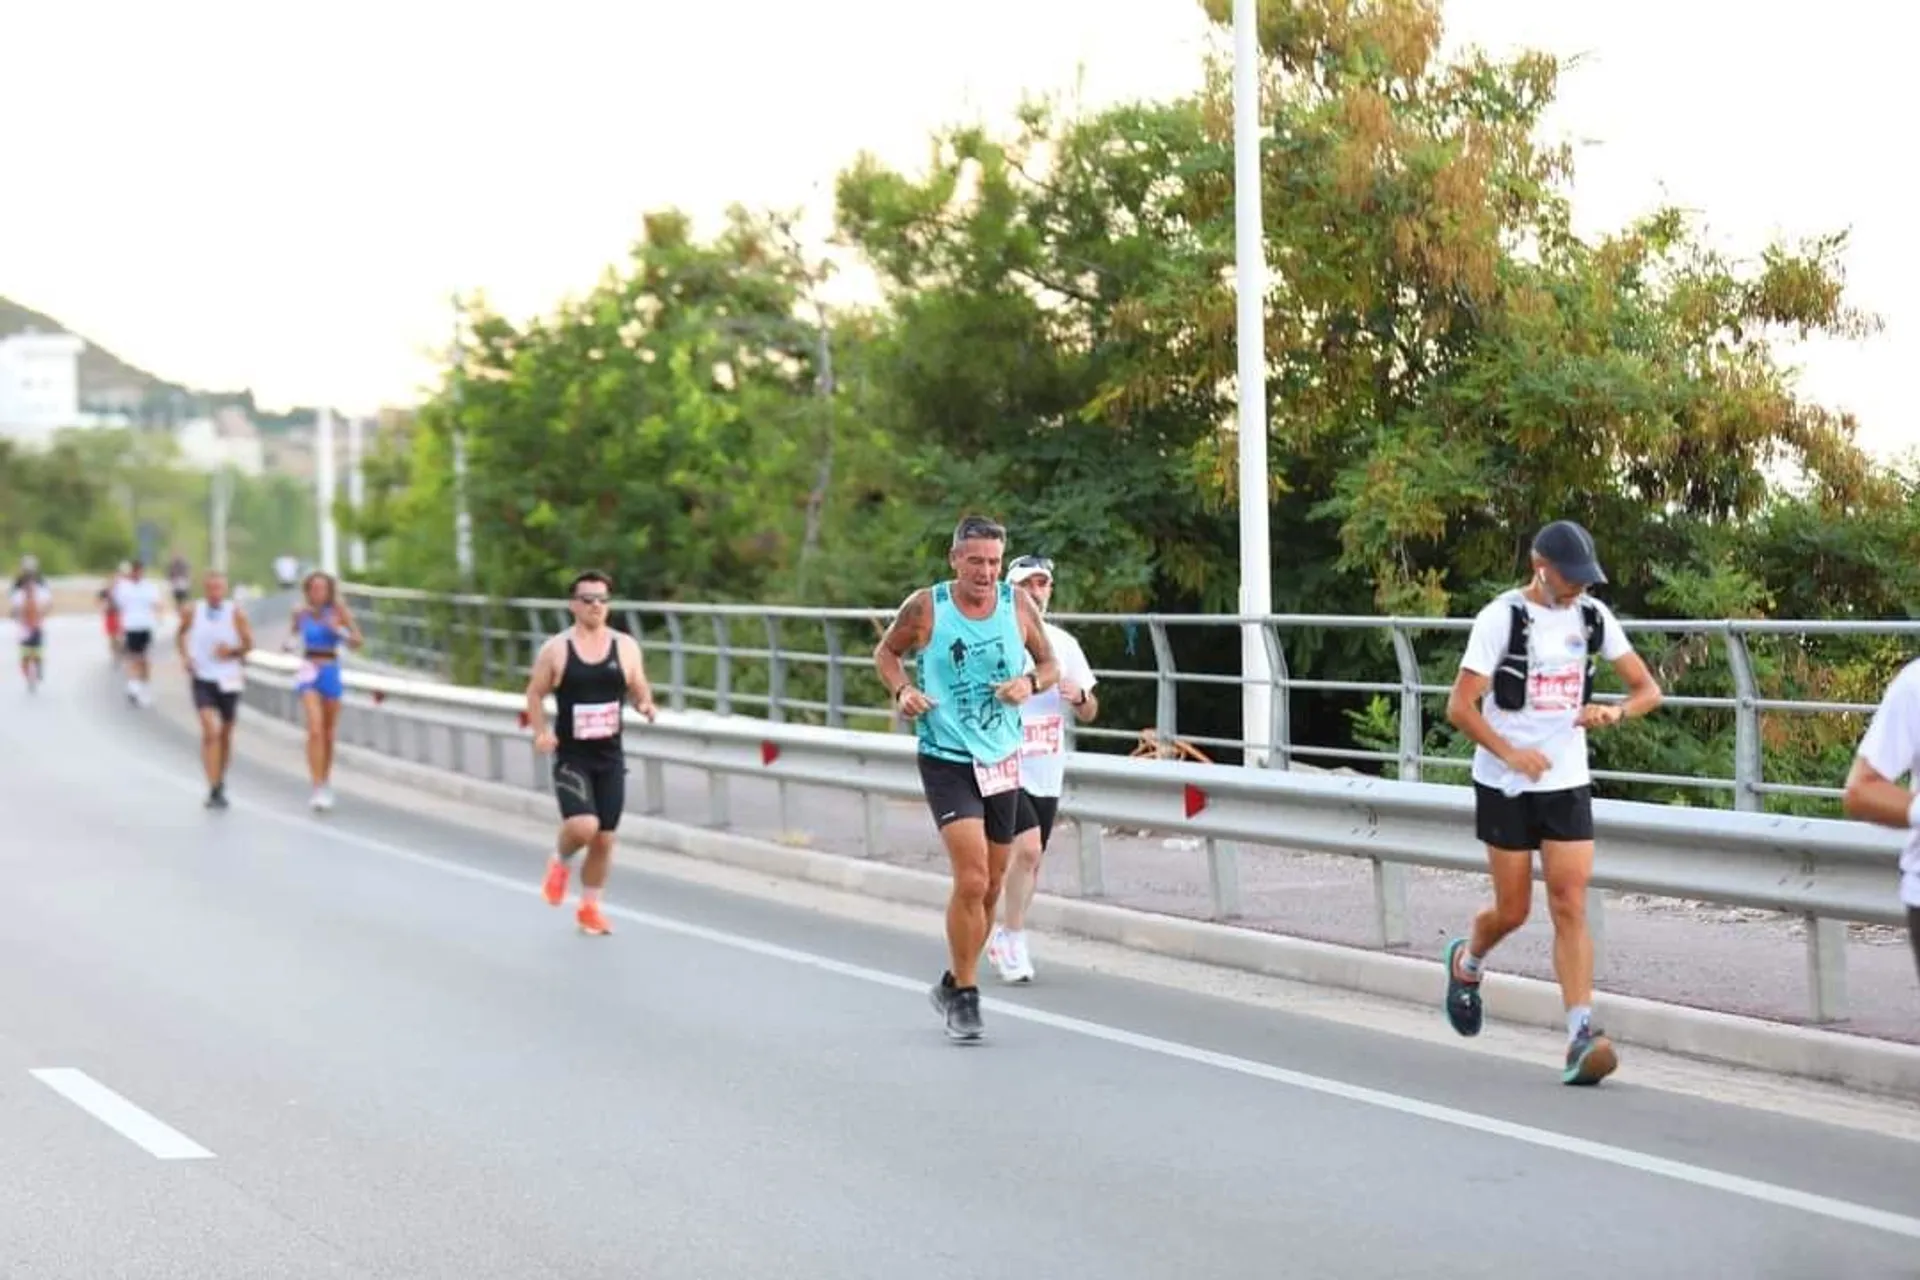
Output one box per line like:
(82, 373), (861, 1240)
(1234, 0), (1274, 768)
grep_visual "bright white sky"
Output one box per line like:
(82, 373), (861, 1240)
(2, 2), (1909, 456)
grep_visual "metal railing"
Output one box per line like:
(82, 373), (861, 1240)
(334, 582), (1914, 814)
(239, 650), (1907, 1026)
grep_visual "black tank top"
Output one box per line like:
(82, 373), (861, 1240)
(554, 634), (628, 761)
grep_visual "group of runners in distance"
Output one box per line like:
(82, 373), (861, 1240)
(11, 512), (1920, 1085)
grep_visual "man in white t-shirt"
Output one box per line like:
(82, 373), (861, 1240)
(1841, 661), (1920, 986)
(110, 559), (165, 707)
(1439, 521), (1664, 1086)
(987, 554), (1100, 984)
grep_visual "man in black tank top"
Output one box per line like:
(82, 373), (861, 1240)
(525, 570), (658, 936)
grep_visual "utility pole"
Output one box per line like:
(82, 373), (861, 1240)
(450, 297), (474, 585)
(1234, 0), (1274, 769)
(347, 412), (367, 573)
(317, 406), (339, 575)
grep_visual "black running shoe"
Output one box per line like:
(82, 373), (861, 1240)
(205, 786), (229, 810)
(1442, 938), (1483, 1037)
(946, 985), (984, 1042)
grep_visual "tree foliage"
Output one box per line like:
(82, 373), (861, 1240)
(351, 0), (1917, 812)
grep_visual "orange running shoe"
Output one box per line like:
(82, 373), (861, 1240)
(541, 855), (569, 907)
(577, 900), (612, 936)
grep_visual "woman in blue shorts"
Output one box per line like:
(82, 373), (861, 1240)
(289, 571), (363, 811)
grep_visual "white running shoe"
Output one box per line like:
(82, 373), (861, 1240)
(1004, 931), (1036, 984)
(986, 927), (1013, 981)
(311, 785), (335, 812)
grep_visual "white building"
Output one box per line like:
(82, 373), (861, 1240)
(174, 405), (265, 476)
(0, 331), (84, 447)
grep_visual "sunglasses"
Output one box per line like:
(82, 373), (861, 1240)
(574, 593), (609, 605)
(1009, 555), (1054, 575)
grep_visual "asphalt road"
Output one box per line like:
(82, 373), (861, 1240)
(3, 617), (1920, 1279)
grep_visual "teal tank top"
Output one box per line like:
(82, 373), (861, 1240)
(915, 580), (1025, 765)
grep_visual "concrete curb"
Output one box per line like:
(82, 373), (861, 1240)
(228, 699), (1920, 1100)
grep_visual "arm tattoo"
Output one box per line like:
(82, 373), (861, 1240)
(879, 590), (930, 657)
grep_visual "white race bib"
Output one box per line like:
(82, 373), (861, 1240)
(1020, 714), (1064, 758)
(571, 701), (621, 741)
(295, 660), (319, 685)
(217, 670), (245, 694)
(973, 754), (1020, 797)
(1527, 664), (1584, 713)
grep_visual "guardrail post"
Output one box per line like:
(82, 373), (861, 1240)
(1726, 629), (1763, 812)
(707, 770), (731, 829)
(487, 732), (504, 783)
(522, 608), (545, 670)
(1147, 620), (1177, 756)
(824, 621), (846, 728)
(1075, 818), (1105, 897)
(1206, 839), (1242, 919)
(664, 615), (688, 712)
(1264, 624), (1291, 770)
(863, 793), (885, 857)
(642, 758), (665, 816)
(1806, 914), (1848, 1022)
(1366, 625), (1424, 945)
(712, 615), (732, 716)
(764, 616), (786, 724)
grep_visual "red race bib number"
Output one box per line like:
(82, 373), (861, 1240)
(572, 701), (621, 741)
(973, 754), (1020, 797)
(1021, 714), (1063, 758)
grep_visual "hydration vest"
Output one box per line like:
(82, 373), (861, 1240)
(1491, 597), (1604, 712)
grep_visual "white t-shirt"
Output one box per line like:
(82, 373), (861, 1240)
(1016, 621), (1097, 799)
(9, 582), (51, 623)
(1852, 657), (1920, 908)
(111, 578), (163, 631)
(1459, 589), (1634, 794)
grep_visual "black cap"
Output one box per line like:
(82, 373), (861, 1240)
(1532, 520), (1606, 586)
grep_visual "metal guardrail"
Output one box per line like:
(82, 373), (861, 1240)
(239, 650), (1907, 1026)
(333, 581), (1916, 814)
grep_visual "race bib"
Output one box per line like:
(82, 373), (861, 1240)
(973, 754), (1020, 797)
(217, 670), (245, 694)
(1021, 714), (1064, 758)
(1527, 664), (1584, 713)
(572, 701), (621, 741)
(295, 660), (319, 685)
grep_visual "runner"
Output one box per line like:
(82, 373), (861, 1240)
(987, 553), (1100, 984)
(1439, 520), (1663, 1085)
(289, 571), (364, 811)
(167, 553), (192, 613)
(9, 557), (51, 693)
(1840, 662), (1920, 987)
(110, 559), (163, 707)
(176, 570), (254, 809)
(99, 562), (126, 662)
(872, 515), (1060, 1041)
(524, 570), (657, 937)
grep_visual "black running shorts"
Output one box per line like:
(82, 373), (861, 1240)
(124, 629), (153, 656)
(917, 753), (1019, 846)
(1474, 782), (1594, 851)
(553, 755), (626, 832)
(191, 678), (240, 724)
(1908, 907), (1920, 985)
(1013, 789), (1060, 848)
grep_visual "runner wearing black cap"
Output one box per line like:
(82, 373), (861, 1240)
(1438, 520), (1664, 1084)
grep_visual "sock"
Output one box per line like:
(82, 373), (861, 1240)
(1567, 1005), (1592, 1040)
(582, 886), (603, 907)
(1459, 949), (1483, 979)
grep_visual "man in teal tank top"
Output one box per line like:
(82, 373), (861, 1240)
(874, 514), (1060, 1042)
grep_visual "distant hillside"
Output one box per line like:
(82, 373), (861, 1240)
(0, 295), (185, 402)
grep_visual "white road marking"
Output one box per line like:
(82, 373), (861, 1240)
(30, 1068), (214, 1160)
(100, 747), (1920, 1243)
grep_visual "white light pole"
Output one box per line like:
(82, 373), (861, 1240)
(347, 412), (367, 573)
(209, 467), (232, 575)
(450, 298), (475, 584)
(317, 405), (340, 576)
(1234, 0), (1274, 768)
